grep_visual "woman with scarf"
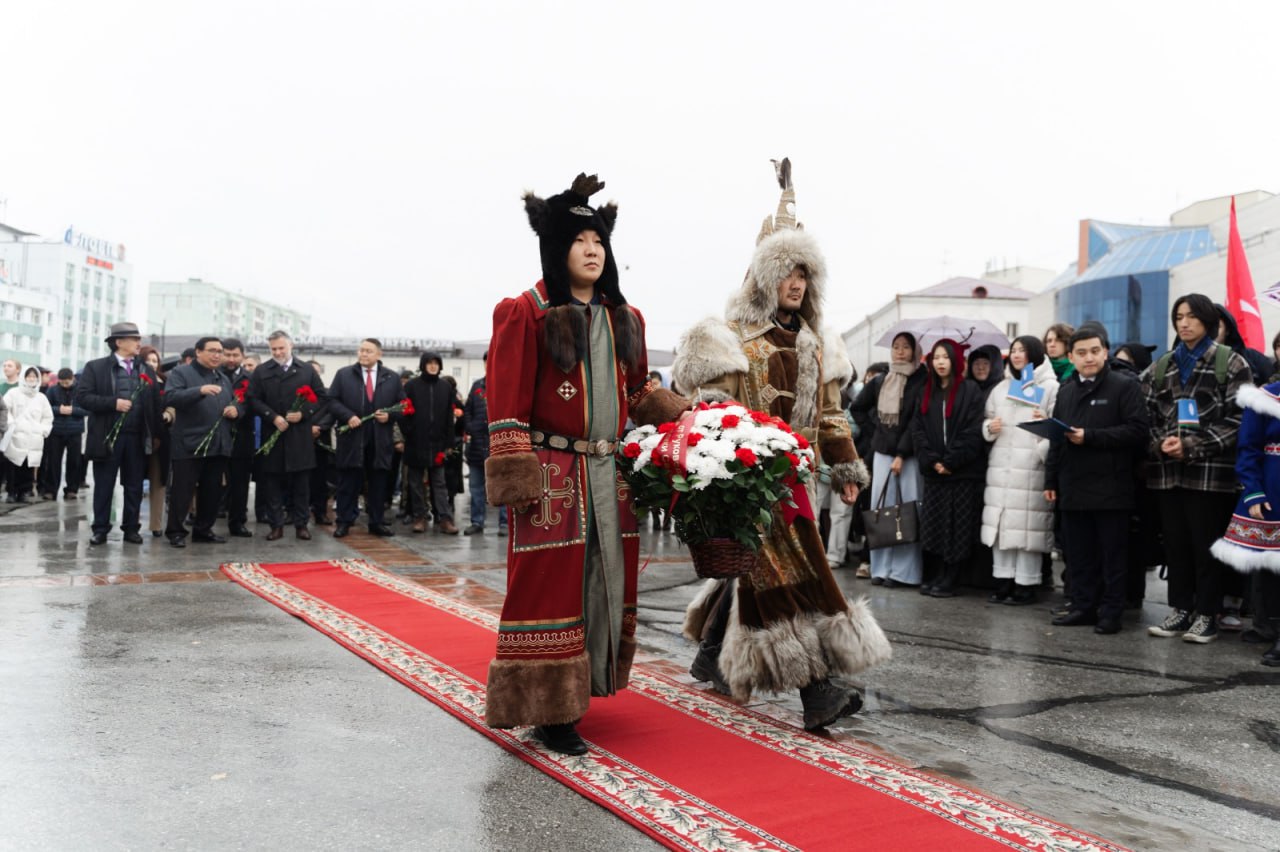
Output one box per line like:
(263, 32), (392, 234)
(1044, 323), (1076, 382)
(980, 336), (1059, 604)
(911, 340), (988, 597)
(852, 332), (927, 586)
(1, 366), (54, 503)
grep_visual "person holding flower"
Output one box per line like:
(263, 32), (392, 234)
(327, 337), (406, 538)
(246, 330), (328, 541)
(162, 337), (243, 548)
(402, 351), (460, 535)
(76, 322), (163, 546)
(672, 159), (887, 732)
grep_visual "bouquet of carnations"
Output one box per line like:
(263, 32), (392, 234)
(105, 373), (153, 452)
(257, 385), (319, 456)
(618, 403), (816, 576)
(335, 397), (415, 435)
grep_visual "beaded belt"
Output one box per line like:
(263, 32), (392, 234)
(531, 430), (617, 457)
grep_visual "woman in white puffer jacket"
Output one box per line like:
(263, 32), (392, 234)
(980, 336), (1059, 605)
(2, 366), (53, 503)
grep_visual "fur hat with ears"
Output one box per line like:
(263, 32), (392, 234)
(726, 158), (826, 332)
(523, 173), (623, 308)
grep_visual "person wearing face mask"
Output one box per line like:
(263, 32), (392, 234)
(980, 336), (1059, 605)
(401, 351), (459, 534)
(1, 367), (54, 503)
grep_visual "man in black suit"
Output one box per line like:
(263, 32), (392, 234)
(164, 336), (242, 547)
(75, 322), (162, 545)
(327, 338), (405, 537)
(247, 330), (328, 541)
(221, 337), (256, 537)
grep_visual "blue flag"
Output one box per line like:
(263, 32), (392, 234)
(1007, 364), (1045, 408)
(1176, 398), (1201, 429)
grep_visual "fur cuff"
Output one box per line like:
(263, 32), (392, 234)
(485, 654), (591, 728)
(673, 318), (750, 392)
(830, 459), (870, 490)
(631, 387), (689, 428)
(819, 434), (858, 467)
(485, 452), (543, 506)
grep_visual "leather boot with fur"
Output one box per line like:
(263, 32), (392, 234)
(689, 641), (731, 695)
(799, 678), (856, 731)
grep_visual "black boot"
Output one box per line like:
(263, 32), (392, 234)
(1004, 584), (1037, 606)
(1263, 638), (1280, 667)
(532, 722), (588, 755)
(988, 579), (1014, 604)
(689, 641), (731, 695)
(929, 562), (962, 598)
(799, 678), (856, 731)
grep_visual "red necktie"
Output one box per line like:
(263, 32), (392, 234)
(365, 369), (374, 402)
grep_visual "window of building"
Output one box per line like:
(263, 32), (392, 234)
(65, 263), (75, 283)
(452, 367), (462, 378)
(14, 306), (25, 323)
(1005, 322), (1018, 339)
(95, 270), (103, 285)
(82, 267), (90, 282)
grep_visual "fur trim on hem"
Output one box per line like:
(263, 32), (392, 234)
(615, 637), (637, 689)
(485, 452), (543, 506)
(484, 654), (591, 728)
(718, 595), (892, 701)
(682, 579), (723, 641)
(632, 387), (689, 428)
(673, 318), (749, 392)
(1237, 383), (1280, 420)
(1210, 538), (1280, 574)
(830, 459), (871, 491)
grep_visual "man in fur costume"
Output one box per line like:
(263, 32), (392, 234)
(673, 159), (890, 731)
(484, 173), (685, 755)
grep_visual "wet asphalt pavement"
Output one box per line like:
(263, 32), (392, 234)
(2, 487), (1278, 851)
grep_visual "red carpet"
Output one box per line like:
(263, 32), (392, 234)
(222, 559), (1127, 852)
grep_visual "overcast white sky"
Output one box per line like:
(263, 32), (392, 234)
(2, 1), (1277, 349)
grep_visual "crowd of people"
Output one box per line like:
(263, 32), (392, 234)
(830, 295), (1280, 665)
(0, 326), (502, 551)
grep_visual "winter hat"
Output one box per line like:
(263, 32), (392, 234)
(921, 339), (969, 418)
(419, 351), (443, 372)
(523, 173), (623, 308)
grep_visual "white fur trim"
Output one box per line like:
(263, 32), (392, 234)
(681, 579), (723, 641)
(791, 324), (820, 430)
(1236, 383), (1280, 420)
(823, 327), (855, 389)
(673, 318), (749, 392)
(1210, 538), (1280, 574)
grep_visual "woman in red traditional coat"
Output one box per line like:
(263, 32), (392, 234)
(484, 174), (684, 755)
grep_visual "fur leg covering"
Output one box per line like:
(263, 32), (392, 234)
(631, 387), (689, 428)
(681, 579), (723, 641)
(830, 459), (871, 491)
(485, 452), (543, 507)
(484, 654), (591, 728)
(544, 305), (588, 372)
(719, 595), (891, 701)
(615, 636), (637, 689)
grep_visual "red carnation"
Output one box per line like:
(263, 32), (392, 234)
(623, 442), (642, 458)
(751, 410), (771, 424)
(435, 451), (446, 465)
(735, 448), (757, 467)
(721, 414), (740, 428)
(795, 434), (810, 450)
(400, 399), (416, 416)
(785, 452), (800, 468)
(771, 416), (790, 432)
(140, 373), (153, 386)
(233, 388), (247, 403)
(296, 386), (318, 403)
(697, 402), (710, 411)
(658, 422), (676, 434)
(687, 432), (704, 446)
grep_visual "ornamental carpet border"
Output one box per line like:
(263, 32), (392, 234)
(221, 559), (1128, 852)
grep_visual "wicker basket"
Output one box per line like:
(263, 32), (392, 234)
(687, 538), (759, 579)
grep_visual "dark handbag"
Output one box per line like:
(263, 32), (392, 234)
(860, 473), (919, 550)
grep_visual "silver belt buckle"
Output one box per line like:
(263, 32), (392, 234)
(592, 440), (610, 457)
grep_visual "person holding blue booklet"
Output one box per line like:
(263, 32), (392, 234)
(981, 336), (1060, 605)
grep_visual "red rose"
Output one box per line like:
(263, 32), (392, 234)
(687, 432), (704, 446)
(795, 434), (810, 450)
(658, 422), (676, 434)
(623, 442), (642, 458)
(140, 373), (153, 386)
(721, 414), (740, 428)
(785, 452), (800, 468)
(296, 386), (318, 403)
(435, 452), (446, 465)
(735, 448), (757, 467)
(751, 411), (771, 424)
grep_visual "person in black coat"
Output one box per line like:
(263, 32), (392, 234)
(327, 338), (406, 537)
(76, 322), (163, 545)
(40, 368), (88, 499)
(460, 352), (508, 536)
(910, 339), (987, 597)
(1215, 303), (1274, 385)
(220, 338), (257, 537)
(247, 331), (328, 540)
(401, 351), (459, 534)
(163, 337), (244, 547)
(1044, 327), (1149, 634)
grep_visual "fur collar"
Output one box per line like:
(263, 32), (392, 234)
(1237, 382), (1280, 419)
(726, 229), (826, 332)
(673, 317), (750, 392)
(823, 327), (854, 389)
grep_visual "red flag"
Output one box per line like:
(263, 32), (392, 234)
(1227, 196), (1265, 351)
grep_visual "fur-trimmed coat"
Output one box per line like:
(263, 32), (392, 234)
(674, 228), (888, 701)
(1211, 382), (1280, 573)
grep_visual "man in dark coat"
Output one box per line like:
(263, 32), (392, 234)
(401, 351), (459, 534)
(76, 322), (162, 545)
(306, 359), (337, 526)
(460, 351), (506, 535)
(327, 338), (405, 537)
(40, 368), (88, 499)
(1045, 326), (1149, 634)
(163, 337), (243, 547)
(221, 337), (256, 537)
(247, 330), (328, 541)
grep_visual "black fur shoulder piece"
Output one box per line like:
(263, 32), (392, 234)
(544, 306), (588, 373)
